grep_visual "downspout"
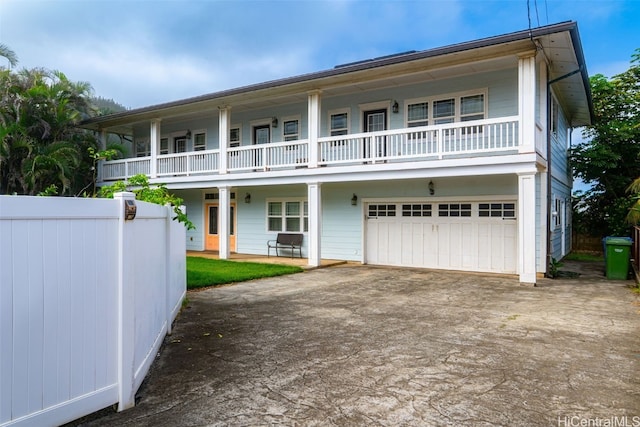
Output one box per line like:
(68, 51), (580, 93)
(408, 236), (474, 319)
(545, 67), (583, 275)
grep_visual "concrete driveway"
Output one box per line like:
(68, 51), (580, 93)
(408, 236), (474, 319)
(74, 262), (640, 426)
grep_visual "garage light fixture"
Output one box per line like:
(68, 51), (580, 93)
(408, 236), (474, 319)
(244, 193), (251, 204)
(351, 194), (358, 206)
(428, 180), (435, 196)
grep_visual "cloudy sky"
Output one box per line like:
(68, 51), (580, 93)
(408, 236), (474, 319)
(1, 0), (638, 110)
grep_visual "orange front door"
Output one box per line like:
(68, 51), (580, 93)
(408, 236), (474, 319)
(205, 203), (236, 251)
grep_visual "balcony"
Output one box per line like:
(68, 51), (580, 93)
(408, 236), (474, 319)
(99, 116), (521, 182)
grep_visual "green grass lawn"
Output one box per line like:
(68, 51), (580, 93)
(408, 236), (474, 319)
(187, 256), (304, 290)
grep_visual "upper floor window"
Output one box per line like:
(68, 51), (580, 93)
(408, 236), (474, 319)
(136, 139), (150, 157)
(407, 102), (428, 127)
(406, 90), (486, 127)
(160, 137), (169, 155)
(283, 118), (300, 141)
(230, 126), (241, 147)
(329, 110), (349, 136)
(194, 132), (206, 151)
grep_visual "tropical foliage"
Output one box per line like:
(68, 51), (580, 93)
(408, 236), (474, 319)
(99, 174), (195, 230)
(0, 65), (98, 195)
(571, 49), (640, 236)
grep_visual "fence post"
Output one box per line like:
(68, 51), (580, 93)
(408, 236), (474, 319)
(114, 192), (136, 411)
(165, 203), (173, 335)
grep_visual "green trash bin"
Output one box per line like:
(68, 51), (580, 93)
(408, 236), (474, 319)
(605, 237), (632, 280)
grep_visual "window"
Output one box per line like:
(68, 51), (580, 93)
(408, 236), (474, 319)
(230, 126), (241, 147)
(479, 203), (516, 218)
(402, 204), (432, 217)
(135, 139), (150, 157)
(433, 99), (455, 125)
(283, 119), (299, 141)
(368, 204), (397, 218)
(461, 95), (484, 122)
(194, 132), (206, 151)
(160, 137), (169, 155)
(267, 200), (308, 232)
(438, 203), (471, 217)
(407, 102), (428, 127)
(406, 91), (486, 128)
(553, 197), (562, 229)
(330, 110), (349, 136)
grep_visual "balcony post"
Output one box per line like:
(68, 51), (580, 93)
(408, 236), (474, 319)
(218, 186), (230, 259)
(307, 182), (322, 266)
(218, 107), (230, 174)
(518, 51), (537, 153)
(307, 90), (321, 168)
(518, 171), (537, 285)
(150, 119), (161, 178)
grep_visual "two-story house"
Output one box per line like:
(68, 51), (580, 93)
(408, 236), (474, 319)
(81, 21), (592, 285)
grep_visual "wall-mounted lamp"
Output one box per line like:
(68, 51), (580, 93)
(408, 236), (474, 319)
(392, 100), (399, 114)
(428, 180), (435, 196)
(351, 193), (358, 206)
(185, 129), (192, 139)
(272, 117), (278, 128)
(244, 193), (251, 204)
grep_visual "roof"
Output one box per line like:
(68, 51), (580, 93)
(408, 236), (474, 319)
(81, 21), (593, 132)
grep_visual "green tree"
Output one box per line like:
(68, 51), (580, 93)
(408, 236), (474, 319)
(571, 49), (640, 236)
(0, 66), (99, 195)
(99, 174), (195, 229)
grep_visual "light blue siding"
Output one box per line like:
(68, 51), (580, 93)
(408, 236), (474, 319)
(548, 97), (572, 261)
(229, 176), (518, 261)
(175, 189), (206, 251)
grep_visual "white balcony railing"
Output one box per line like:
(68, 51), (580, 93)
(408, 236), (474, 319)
(157, 150), (219, 177)
(99, 116), (520, 181)
(227, 140), (309, 172)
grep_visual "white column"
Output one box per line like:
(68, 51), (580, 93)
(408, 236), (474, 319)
(100, 130), (108, 150)
(518, 51), (536, 153)
(97, 130), (108, 183)
(307, 182), (322, 266)
(218, 107), (230, 174)
(218, 186), (230, 259)
(307, 91), (321, 168)
(518, 172), (537, 285)
(150, 119), (161, 178)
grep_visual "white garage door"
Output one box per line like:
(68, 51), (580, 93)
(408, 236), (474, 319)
(365, 201), (517, 274)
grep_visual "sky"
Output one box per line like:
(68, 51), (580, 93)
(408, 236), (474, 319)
(0, 0), (638, 110)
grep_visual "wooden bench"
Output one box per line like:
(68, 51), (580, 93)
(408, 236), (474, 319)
(267, 233), (303, 258)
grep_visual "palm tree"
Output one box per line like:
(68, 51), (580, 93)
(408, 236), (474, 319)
(0, 66), (99, 195)
(0, 43), (18, 68)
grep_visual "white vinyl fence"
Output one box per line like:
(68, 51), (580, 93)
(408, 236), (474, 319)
(0, 193), (186, 427)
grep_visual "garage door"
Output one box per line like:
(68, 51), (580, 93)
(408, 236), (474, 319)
(365, 201), (517, 274)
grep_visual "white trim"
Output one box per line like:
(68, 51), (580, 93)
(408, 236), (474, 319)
(250, 118), (273, 127)
(405, 88), (488, 127)
(362, 195), (517, 203)
(328, 107), (350, 136)
(192, 128), (207, 151)
(359, 100), (391, 132)
(281, 114), (302, 142)
(229, 123), (242, 147)
(265, 198), (309, 234)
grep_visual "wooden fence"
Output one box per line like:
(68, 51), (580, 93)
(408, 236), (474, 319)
(0, 193), (186, 426)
